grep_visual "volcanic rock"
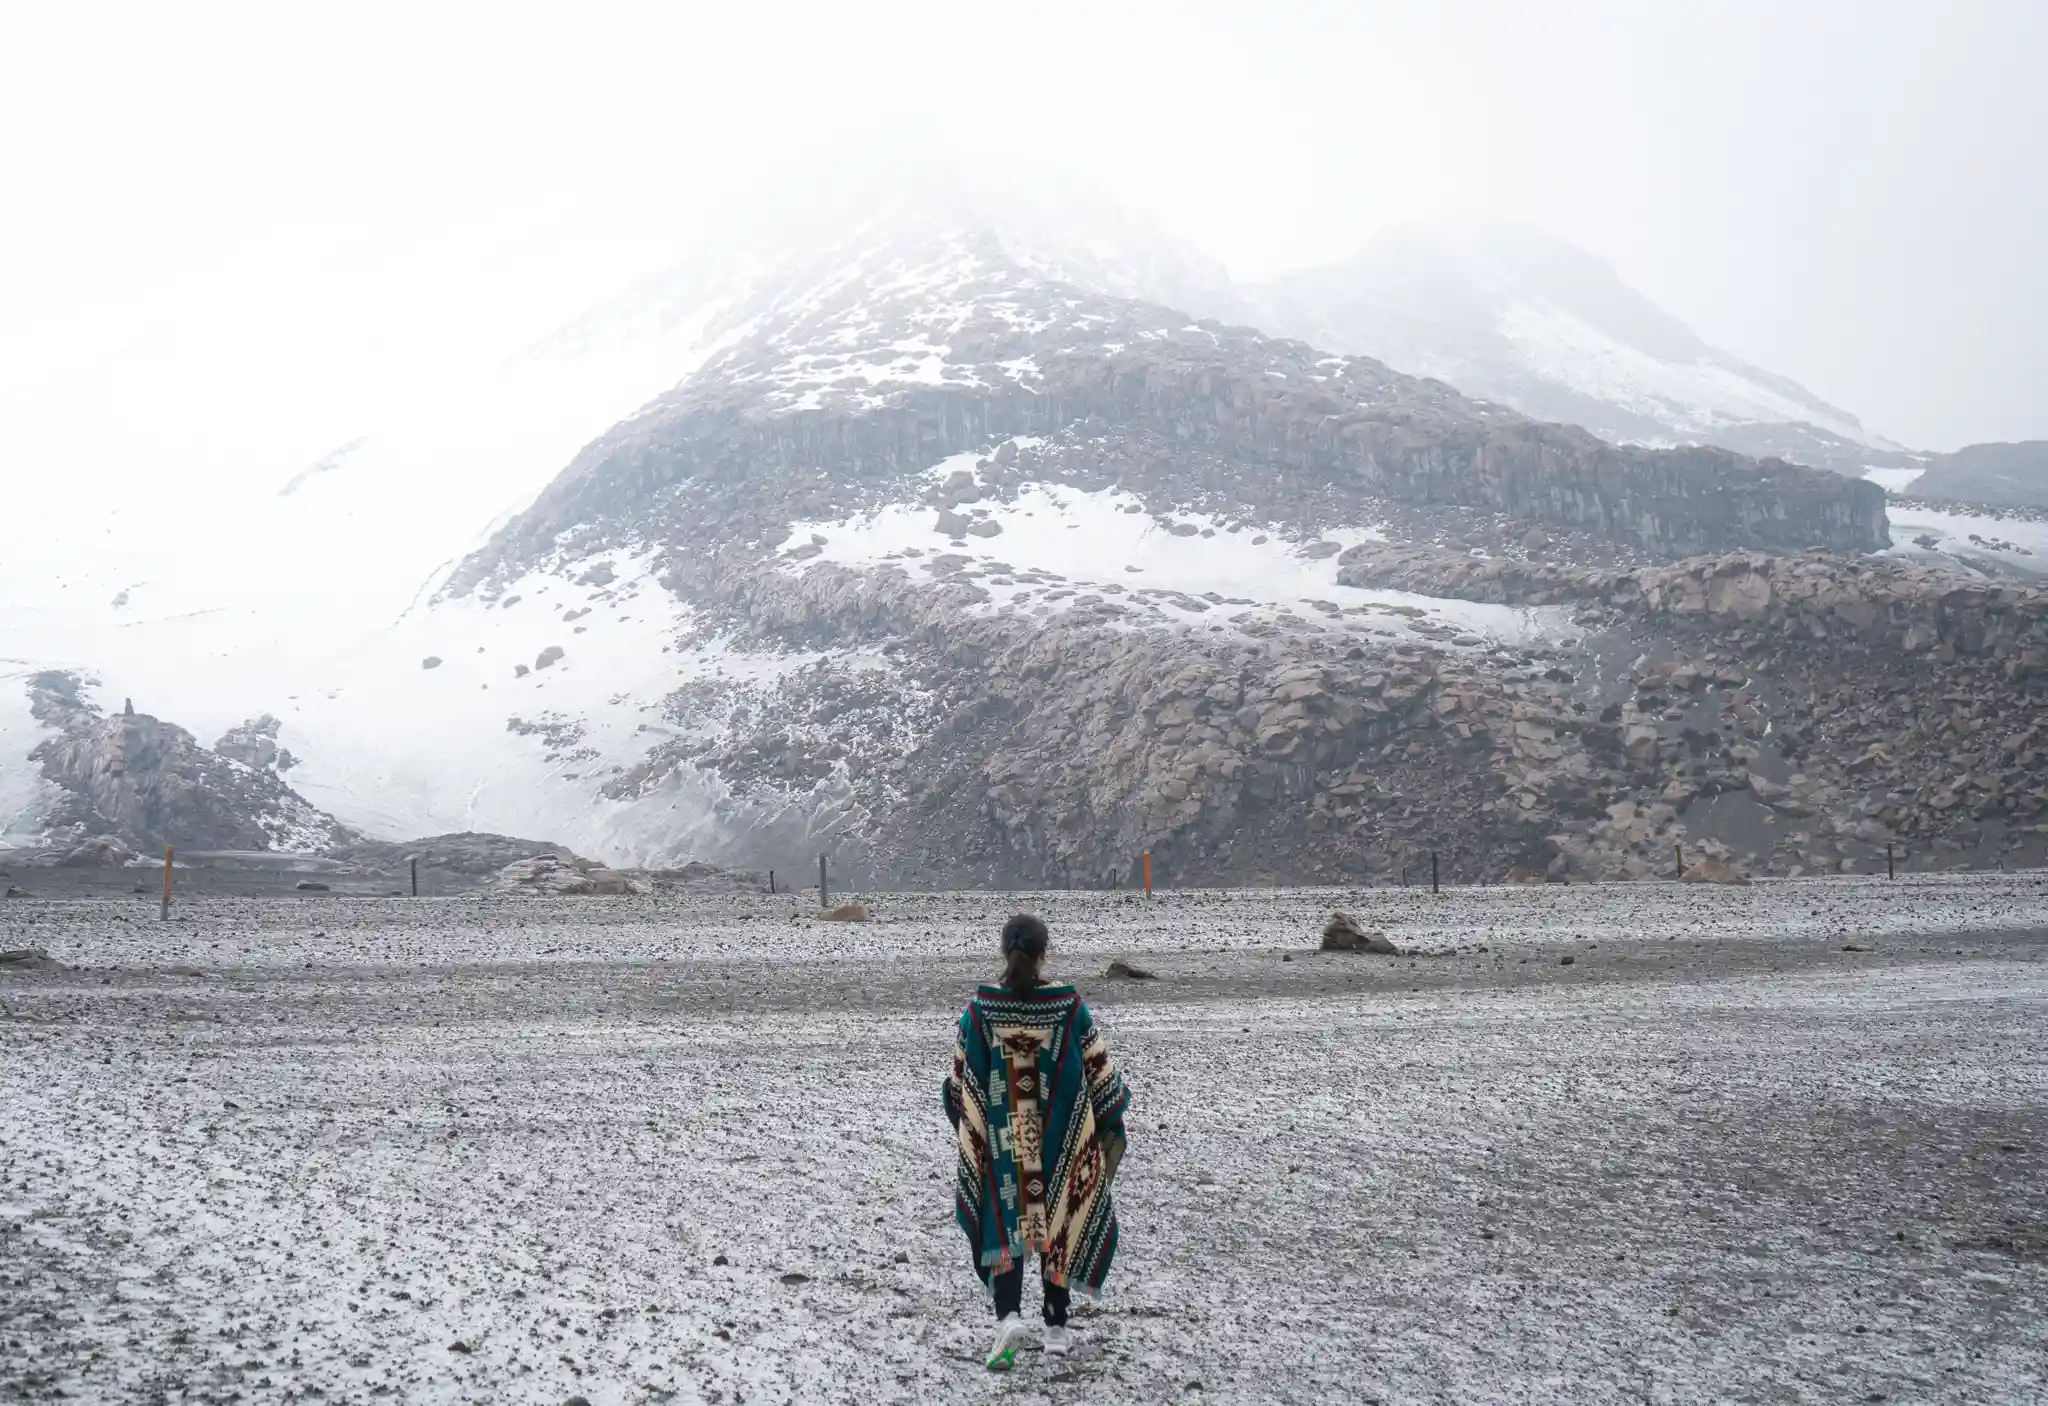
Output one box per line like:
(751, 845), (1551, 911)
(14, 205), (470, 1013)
(25, 672), (350, 855)
(59, 836), (136, 868)
(487, 854), (641, 897)
(1682, 859), (1751, 886)
(1321, 912), (1402, 954)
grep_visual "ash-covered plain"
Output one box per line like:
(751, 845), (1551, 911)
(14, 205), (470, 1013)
(4, 876), (2046, 1404)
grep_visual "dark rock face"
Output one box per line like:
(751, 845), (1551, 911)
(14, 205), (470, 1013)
(467, 318), (1885, 596)
(1329, 545), (2048, 874)
(1910, 441), (2048, 509)
(25, 673), (350, 853)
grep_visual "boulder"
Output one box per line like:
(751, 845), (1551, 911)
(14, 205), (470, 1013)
(1103, 959), (1156, 980)
(0, 948), (65, 970)
(820, 901), (872, 921)
(1681, 859), (1751, 886)
(487, 853), (642, 897)
(934, 509), (970, 537)
(60, 836), (136, 868)
(1321, 912), (1402, 954)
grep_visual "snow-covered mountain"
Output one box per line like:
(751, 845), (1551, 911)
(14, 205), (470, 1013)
(1249, 221), (1906, 475)
(340, 200), (1894, 883)
(29, 179), (2047, 889)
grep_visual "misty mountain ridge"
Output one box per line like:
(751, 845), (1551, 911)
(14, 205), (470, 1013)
(6, 173), (2045, 886)
(1247, 219), (1900, 473)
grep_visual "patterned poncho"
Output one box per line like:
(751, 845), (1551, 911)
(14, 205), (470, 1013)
(944, 983), (1130, 1297)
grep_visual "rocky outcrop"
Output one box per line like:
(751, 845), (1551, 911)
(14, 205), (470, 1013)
(1910, 441), (2048, 509)
(25, 673), (352, 854)
(214, 715), (297, 773)
(486, 853), (640, 896)
(57, 835), (136, 867)
(329, 831), (589, 877)
(456, 269), (1884, 608)
(478, 852), (763, 896)
(1335, 544), (2048, 672)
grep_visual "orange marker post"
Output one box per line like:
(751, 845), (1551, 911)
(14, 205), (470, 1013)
(160, 846), (174, 921)
(1143, 851), (1152, 896)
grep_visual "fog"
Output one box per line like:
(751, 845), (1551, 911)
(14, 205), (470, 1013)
(1, 0), (2042, 462)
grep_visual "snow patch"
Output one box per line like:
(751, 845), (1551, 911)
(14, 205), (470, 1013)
(786, 482), (1571, 648)
(1863, 467), (1926, 494)
(1881, 504), (2048, 580)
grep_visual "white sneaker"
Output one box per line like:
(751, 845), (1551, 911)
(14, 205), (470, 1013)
(985, 1313), (1029, 1371)
(1043, 1322), (1074, 1356)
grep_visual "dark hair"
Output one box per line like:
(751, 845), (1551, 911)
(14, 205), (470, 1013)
(1000, 913), (1050, 994)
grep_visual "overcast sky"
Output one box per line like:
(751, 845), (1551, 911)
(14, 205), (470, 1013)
(1, 0), (2041, 452)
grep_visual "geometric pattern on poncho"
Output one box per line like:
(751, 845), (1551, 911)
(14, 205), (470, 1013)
(946, 982), (1130, 1297)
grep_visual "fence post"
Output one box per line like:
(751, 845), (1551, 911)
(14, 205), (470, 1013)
(410, 857), (418, 898)
(1675, 843), (1684, 878)
(769, 868), (776, 895)
(1143, 852), (1152, 896)
(1431, 850), (1439, 895)
(819, 853), (830, 910)
(160, 846), (174, 920)
(1886, 843), (1895, 880)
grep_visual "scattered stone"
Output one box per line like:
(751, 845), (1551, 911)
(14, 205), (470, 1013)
(1104, 959), (1157, 980)
(448, 1340), (473, 1354)
(534, 645), (566, 671)
(778, 1272), (811, 1285)
(295, 880), (330, 892)
(421, 656), (443, 670)
(164, 965), (210, 978)
(1559, 954), (1576, 966)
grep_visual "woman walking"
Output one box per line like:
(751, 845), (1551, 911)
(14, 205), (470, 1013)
(943, 913), (1130, 1371)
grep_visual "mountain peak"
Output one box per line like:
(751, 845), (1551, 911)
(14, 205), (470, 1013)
(1252, 218), (1887, 466)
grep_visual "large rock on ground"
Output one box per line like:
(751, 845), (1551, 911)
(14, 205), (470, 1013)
(1682, 859), (1751, 886)
(487, 854), (641, 897)
(1321, 912), (1403, 954)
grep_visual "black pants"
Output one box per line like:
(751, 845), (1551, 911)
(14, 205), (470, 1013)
(992, 1259), (1070, 1325)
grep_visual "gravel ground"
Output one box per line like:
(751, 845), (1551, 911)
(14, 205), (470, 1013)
(4, 875), (2046, 1404)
